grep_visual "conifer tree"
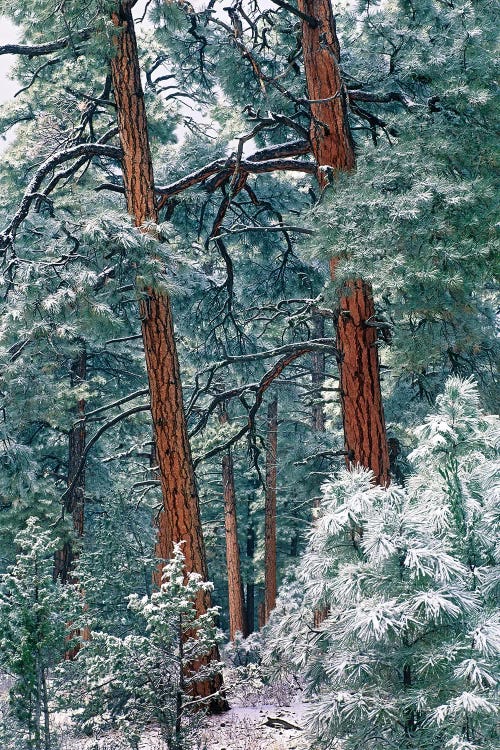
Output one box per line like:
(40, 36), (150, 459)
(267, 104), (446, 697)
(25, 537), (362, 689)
(265, 377), (499, 749)
(0, 520), (80, 750)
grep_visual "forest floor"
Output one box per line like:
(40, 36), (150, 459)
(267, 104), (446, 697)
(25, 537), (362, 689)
(199, 698), (307, 750)
(2, 671), (309, 750)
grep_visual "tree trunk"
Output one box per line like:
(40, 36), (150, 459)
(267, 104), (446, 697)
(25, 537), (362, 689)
(110, 1), (226, 709)
(336, 277), (389, 484)
(310, 312), (326, 432)
(245, 520), (255, 635)
(298, 0), (390, 486)
(264, 396), (278, 623)
(222, 451), (246, 639)
(219, 409), (246, 640)
(54, 349), (86, 584)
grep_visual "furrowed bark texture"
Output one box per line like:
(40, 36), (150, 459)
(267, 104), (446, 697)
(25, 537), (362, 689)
(336, 275), (390, 485)
(264, 397), (278, 623)
(297, 0), (355, 180)
(299, 0), (390, 485)
(110, 2), (226, 708)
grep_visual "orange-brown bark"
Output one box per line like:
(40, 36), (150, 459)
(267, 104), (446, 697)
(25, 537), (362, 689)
(336, 277), (389, 484)
(297, 0), (355, 183)
(221, 454), (246, 639)
(110, 1), (226, 709)
(264, 397), (278, 623)
(298, 0), (390, 486)
(219, 408), (246, 640)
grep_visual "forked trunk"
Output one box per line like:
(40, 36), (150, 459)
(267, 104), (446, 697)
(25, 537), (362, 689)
(110, 1), (226, 709)
(298, 0), (390, 486)
(264, 396), (278, 623)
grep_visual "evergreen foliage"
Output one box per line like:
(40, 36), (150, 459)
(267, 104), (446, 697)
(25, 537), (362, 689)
(63, 544), (222, 749)
(0, 0), (497, 746)
(264, 378), (499, 749)
(0, 520), (80, 750)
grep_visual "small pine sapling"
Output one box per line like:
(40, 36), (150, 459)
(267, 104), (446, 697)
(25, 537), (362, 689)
(68, 543), (224, 749)
(0, 519), (81, 750)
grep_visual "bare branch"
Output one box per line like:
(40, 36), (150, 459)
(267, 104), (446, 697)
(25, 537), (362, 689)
(0, 28), (92, 57)
(269, 0), (319, 28)
(192, 338), (338, 466)
(156, 140), (311, 205)
(76, 388), (149, 421)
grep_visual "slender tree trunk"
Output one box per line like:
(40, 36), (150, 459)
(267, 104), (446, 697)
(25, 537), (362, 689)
(110, 1), (226, 709)
(264, 396), (278, 623)
(219, 408), (246, 640)
(54, 349), (86, 584)
(245, 519), (255, 635)
(298, 0), (390, 485)
(310, 312), (326, 432)
(310, 314), (330, 625)
(53, 349), (89, 657)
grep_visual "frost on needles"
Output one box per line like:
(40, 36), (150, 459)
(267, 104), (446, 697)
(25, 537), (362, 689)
(264, 377), (499, 750)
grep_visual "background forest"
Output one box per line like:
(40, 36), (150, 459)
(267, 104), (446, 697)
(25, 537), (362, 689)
(0, 1), (498, 749)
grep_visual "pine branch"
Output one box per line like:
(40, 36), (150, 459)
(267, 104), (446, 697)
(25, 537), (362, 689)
(58, 403), (151, 515)
(0, 140), (121, 252)
(0, 28), (93, 57)
(155, 140), (311, 204)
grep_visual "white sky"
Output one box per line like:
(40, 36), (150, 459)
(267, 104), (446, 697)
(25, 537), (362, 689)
(0, 16), (20, 104)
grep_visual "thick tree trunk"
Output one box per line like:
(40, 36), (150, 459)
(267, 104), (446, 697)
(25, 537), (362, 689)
(336, 276), (389, 484)
(297, 0), (355, 180)
(264, 396), (278, 623)
(110, 1), (226, 709)
(298, 0), (390, 486)
(219, 408), (246, 640)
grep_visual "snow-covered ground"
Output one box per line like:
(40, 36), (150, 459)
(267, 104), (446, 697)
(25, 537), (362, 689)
(49, 702), (308, 750)
(200, 701), (307, 750)
(2, 668), (309, 749)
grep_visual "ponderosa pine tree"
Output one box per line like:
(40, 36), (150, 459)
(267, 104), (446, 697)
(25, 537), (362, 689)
(219, 404), (246, 640)
(309, 0), (499, 409)
(108, 0), (212, 612)
(298, 0), (390, 485)
(0, 0), (226, 704)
